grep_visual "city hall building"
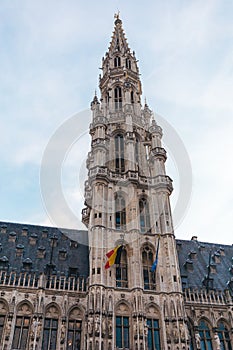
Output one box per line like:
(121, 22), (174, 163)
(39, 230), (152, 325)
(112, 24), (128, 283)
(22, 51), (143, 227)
(0, 15), (232, 350)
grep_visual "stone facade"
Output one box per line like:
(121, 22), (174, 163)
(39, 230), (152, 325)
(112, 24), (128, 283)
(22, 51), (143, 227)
(0, 15), (232, 350)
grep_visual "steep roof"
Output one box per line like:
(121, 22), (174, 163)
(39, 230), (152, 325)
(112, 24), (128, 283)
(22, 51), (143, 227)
(0, 221), (89, 279)
(176, 238), (233, 292)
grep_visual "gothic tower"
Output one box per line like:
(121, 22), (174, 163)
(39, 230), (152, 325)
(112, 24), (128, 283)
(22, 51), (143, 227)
(82, 15), (189, 350)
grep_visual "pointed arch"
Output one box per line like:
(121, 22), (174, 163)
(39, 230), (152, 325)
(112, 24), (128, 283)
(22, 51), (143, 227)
(13, 301), (33, 350)
(142, 245), (155, 290)
(67, 307), (83, 350)
(114, 86), (122, 110)
(0, 299), (8, 344)
(114, 56), (121, 67)
(198, 319), (213, 350)
(115, 134), (125, 173)
(115, 192), (126, 229)
(42, 303), (60, 350)
(115, 301), (131, 349)
(116, 246), (128, 288)
(139, 197), (151, 233)
(216, 320), (231, 350)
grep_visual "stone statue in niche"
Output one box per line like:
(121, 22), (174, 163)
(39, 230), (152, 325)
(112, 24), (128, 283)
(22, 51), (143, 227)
(95, 314), (100, 334)
(195, 332), (201, 350)
(88, 316), (94, 335)
(60, 322), (66, 343)
(213, 332), (221, 350)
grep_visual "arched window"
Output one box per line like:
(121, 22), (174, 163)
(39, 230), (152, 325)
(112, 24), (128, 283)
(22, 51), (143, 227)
(139, 198), (151, 233)
(198, 320), (213, 350)
(147, 319), (161, 350)
(115, 134), (125, 173)
(0, 301), (7, 343)
(12, 302), (32, 350)
(142, 246), (155, 290)
(217, 322), (232, 350)
(114, 56), (121, 67)
(114, 86), (122, 110)
(126, 58), (131, 69)
(130, 91), (134, 104)
(67, 308), (82, 350)
(115, 193), (126, 229)
(116, 316), (129, 348)
(116, 247), (128, 288)
(135, 137), (139, 164)
(42, 305), (59, 350)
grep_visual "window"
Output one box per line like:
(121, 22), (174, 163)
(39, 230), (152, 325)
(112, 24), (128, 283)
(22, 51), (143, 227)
(142, 246), (155, 290)
(126, 58), (131, 69)
(116, 316), (129, 348)
(114, 56), (121, 67)
(12, 316), (30, 349)
(198, 320), (213, 350)
(115, 134), (125, 173)
(114, 86), (122, 111)
(135, 138), (139, 164)
(42, 318), (58, 350)
(0, 315), (6, 343)
(139, 198), (151, 233)
(130, 91), (134, 104)
(67, 320), (82, 350)
(116, 247), (128, 288)
(147, 319), (160, 350)
(115, 193), (126, 230)
(217, 322), (232, 350)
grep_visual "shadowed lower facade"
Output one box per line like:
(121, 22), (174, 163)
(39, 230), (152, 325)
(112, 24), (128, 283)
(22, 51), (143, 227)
(0, 15), (233, 350)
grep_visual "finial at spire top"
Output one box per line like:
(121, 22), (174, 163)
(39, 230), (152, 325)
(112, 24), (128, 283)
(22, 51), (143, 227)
(114, 11), (122, 25)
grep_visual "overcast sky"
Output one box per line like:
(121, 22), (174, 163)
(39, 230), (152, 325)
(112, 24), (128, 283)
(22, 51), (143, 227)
(0, 1), (232, 244)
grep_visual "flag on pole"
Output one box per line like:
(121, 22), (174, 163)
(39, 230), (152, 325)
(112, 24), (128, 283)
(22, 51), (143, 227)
(105, 245), (123, 269)
(151, 236), (160, 272)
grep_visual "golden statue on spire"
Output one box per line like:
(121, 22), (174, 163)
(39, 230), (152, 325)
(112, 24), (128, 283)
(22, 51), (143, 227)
(114, 10), (120, 20)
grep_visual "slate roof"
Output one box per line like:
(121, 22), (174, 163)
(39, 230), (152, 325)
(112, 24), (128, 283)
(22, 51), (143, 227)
(176, 238), (233, 293)
(0, 221), (89, 279)
(0, 221), (232, 294)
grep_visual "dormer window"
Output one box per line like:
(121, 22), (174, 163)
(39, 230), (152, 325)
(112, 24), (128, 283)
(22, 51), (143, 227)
(59, 248), (67, 261)
(0, 256), (9, 269)
(23, 258), (32, 271)
(114, 56), (121, 67)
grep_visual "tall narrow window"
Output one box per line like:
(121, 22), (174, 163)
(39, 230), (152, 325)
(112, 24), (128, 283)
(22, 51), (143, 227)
(147, 319), (161, 350)
(12, 316), (30, 349)
(42, 318), (58, 350)
(115, 193), (126, 230)
(114, 56), (121, 67)
(114, 86), (122, 110)
(116, 247), (128, 288)
(130, 91), (134, 104)
(139, 198), (151, 233)
(115, 134), (125, 173)
(67, 320), (82, 350)
(135, 137), (139, 164)
(198, 320), (213, 350)
(42, 305), (59, 350)
(126, 58), (131, 69)
(0, 301), (7, 343)
(116, 316), (129, 348)
(142, 246), (155, 290)
(0, 315), (6, 341)
(217, 322), (232, 350)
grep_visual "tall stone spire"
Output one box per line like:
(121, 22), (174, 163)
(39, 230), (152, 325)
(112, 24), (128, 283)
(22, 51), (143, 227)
(99, 14), (142, 117)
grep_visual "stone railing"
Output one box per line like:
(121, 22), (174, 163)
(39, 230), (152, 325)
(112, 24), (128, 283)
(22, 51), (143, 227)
(183, 288), (231, 305)
(89, 166), (173, 190)
(0, 270), (87, 292)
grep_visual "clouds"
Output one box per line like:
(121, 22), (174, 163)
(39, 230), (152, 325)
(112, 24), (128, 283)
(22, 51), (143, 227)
(0, 0), (232, 244)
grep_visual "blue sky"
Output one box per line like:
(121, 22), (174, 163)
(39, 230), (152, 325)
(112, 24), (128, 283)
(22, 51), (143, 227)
(0, 1), (233, 244)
